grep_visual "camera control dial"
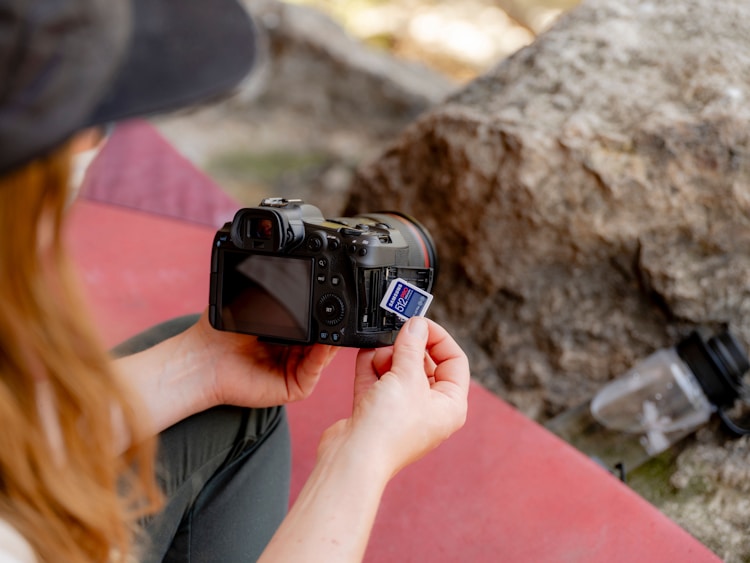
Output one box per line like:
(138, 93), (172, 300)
(318, 294), (345, 326)
(306, 235), (324, 252)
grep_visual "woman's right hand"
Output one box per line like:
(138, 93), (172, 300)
(320, 317), (470, 478)
(259, 317), (469, 561)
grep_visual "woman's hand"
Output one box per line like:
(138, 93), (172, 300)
(183, 310), (339, 409)
(259, 317), (469, 562)
(115, 310), (337, 442)
(320, 316), (470, 478)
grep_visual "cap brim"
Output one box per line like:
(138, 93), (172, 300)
(86, 0), (256, 127)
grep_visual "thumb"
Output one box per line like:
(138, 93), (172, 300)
(390, 317), (429, 377)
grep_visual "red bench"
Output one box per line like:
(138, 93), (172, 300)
(67, 121), (718, 562)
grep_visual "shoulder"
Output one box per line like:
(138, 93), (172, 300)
(0, 520), (36, 563)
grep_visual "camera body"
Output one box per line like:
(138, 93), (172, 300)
(209, 198), (437, 348)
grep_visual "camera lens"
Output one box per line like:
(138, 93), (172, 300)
(364, 212), (438, 281)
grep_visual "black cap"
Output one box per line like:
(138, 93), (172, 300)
(0, 0), (256, 174)
(676, 331), (750, 408)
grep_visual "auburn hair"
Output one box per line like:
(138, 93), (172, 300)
(0, 143), (162, 562)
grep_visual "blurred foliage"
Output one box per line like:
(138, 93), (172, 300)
(287, 0), (581, 80)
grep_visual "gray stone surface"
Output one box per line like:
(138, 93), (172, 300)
(345, 0), (750, 559)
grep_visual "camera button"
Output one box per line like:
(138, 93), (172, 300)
(331, 332), (341, 343)
(318, 294), (345, 326)
(358, 247), (368, 256)
(316, 274), (326, 284)
(328, 239), (340, 250)
(317, 258), (328, 268)
(319, 331), (329, 341)
(331, 275), (341, 286)
(306, 236), (324, 251)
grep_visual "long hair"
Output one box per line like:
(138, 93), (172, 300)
(0, 144), (162, 562)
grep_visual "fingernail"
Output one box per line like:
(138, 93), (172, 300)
(407, 317), (428, 337)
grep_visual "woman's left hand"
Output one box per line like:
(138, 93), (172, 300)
(181, 310), (338, 409)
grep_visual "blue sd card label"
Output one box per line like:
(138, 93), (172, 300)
(380, 278), (434, 320)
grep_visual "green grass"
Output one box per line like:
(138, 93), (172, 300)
(206, 150), (332, 185)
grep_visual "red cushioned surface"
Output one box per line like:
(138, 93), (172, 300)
(66, 122), (719, 562)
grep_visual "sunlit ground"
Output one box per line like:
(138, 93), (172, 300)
(287, 0), (580, 80)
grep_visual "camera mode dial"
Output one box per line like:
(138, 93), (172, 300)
(318, 294), (345, 326)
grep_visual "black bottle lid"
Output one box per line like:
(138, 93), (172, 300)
(676, 331), (750, 408)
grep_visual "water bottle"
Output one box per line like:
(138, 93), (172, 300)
(545, 330), (750, 478)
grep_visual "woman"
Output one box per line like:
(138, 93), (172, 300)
(0, 0), (471, 561)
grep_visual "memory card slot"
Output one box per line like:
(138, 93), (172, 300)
(395, 267), (431, 291)
(359, 268), (382, 330)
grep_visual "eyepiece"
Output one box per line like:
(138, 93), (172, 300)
(230, 205), (308, 252)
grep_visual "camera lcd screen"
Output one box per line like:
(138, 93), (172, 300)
(220, 252), (312, 341)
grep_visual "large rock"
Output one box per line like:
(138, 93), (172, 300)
(345, 0), (750, 558)
(348, 0), (750, 415)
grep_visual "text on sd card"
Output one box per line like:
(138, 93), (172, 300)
(379, 278), (434, 320)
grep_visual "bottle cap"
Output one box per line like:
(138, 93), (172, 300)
(676, 331), (750, 407)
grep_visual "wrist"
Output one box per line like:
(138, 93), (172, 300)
(115, 327), (218, 436)
(261, 421), (393, 561)
(168, 326), (221, 412)
(317, 420), (396, 486)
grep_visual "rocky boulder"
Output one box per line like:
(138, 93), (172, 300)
(345, 0), (750, 558)
(347, 0), (750, 416)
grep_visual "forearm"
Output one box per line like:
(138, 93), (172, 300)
(259, 433), (391, 562)
(113, 329), (216, 438)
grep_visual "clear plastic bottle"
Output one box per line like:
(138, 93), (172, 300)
(545, 331), (749, 477)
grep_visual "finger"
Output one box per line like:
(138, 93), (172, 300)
(318, 344), (339, 368)
(422, 318), (468, 366)
(372, 346), (394, 377)
(306, 344), (332, 369)
(353, 349), (379, 404)
(422, 321), (470, 399)
(389, 317), (429, 380)
(423, 351), (437, 378)
(355, 348), (378, 380)
(297, 344), (337, 381)
(431, 355), (471, 401)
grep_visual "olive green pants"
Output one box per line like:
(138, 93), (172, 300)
(113, 315), (291, 562)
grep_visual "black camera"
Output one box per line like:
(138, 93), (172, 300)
(209, 198), (437, 347)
